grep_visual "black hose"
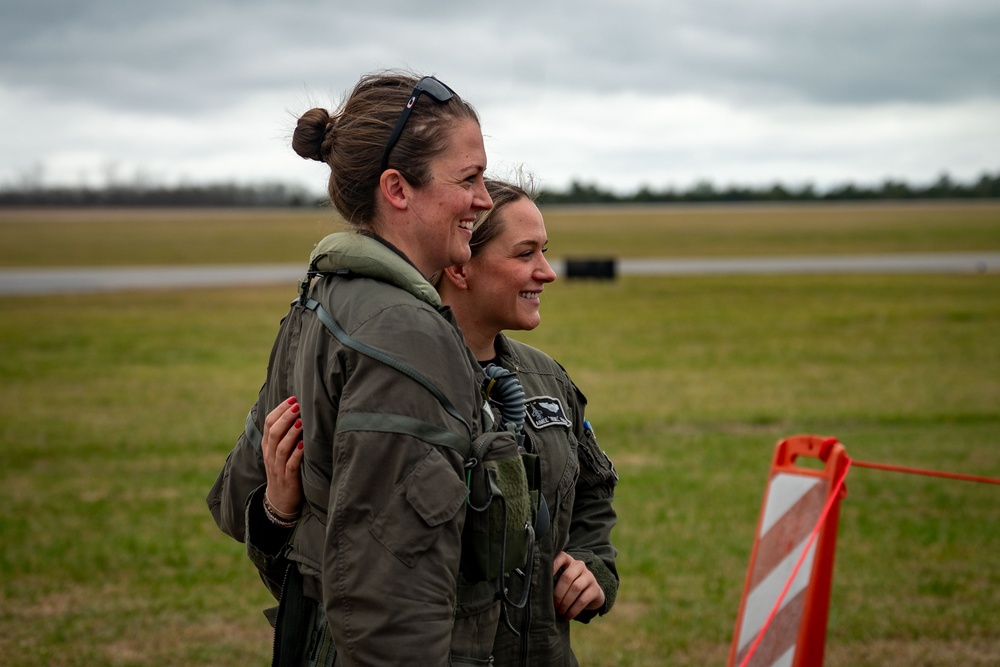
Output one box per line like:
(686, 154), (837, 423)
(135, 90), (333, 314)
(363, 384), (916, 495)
(482, 363), (526, 434)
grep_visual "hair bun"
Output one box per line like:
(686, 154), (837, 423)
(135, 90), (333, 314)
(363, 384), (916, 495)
(292, 108), (332, 162)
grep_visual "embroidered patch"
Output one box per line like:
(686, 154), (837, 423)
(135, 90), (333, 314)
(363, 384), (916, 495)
(525, 396), (572, 429)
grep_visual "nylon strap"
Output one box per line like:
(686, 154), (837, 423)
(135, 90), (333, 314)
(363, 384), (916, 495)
(299, 296), (472, 436)
(245, 407), (264, 457)
(336, 412), (471, 458)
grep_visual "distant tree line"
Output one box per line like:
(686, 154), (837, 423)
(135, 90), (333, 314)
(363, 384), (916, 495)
(535, 169), (1000, 205)
(2, 169), (998, 207)
(0, 182), (317, 208)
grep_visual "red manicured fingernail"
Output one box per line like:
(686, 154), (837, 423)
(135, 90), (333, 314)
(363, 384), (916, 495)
(291, 403), (300, 414)
(294, 419), (302, 429)
(287, 396), (297, 404)
(297, 441), (304, 450)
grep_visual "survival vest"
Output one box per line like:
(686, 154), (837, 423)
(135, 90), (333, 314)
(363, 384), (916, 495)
(296, 252), (543, 606)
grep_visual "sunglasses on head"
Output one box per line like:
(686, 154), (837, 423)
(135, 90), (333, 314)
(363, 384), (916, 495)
(380, 76), (456, 173)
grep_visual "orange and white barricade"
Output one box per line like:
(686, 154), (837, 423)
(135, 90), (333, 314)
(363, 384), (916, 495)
(728, 435), (850, 667)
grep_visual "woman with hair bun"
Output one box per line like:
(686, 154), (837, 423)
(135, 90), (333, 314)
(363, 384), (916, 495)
(257, 177), (621, 666)
(208, 70), (507, 666)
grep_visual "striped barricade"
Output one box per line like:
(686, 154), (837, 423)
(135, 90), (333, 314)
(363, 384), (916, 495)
(728, 435), (850, 667)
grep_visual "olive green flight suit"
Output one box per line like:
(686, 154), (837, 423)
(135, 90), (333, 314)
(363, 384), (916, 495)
(208, 232), (505, 666)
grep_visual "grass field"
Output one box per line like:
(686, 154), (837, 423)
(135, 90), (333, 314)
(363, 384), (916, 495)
(2, 201), (1000, 266)
(1, 202), (999, 665)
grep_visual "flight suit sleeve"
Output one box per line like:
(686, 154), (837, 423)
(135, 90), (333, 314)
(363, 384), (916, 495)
(206, 396), (293, 601)
(207, 305), (305, 602)
(206, 399), (266, 545)
(564, 383), (620, 623)
(245, 483), (296, 601)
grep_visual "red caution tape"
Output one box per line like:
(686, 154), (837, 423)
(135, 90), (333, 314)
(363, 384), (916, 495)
(852, 460), (1000, 485)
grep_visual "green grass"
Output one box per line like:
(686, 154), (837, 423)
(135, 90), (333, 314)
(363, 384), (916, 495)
(524, 274), (1000, 666)
(541, 201), (1000, 258)
(1, 203), (999, 665)
(0, 208), (347, 267)
(1, 201), (999, 267)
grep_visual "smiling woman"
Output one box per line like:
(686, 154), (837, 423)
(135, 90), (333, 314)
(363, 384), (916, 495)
(205, 70), (509, 667)
(254, 177), (622, 666)
(435, 178), (620, 666)
(438, 179), (559, 357)
(289, 72), (490, 273)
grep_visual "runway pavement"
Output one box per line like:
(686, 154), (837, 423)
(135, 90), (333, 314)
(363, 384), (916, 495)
(1, 252), (998, 295)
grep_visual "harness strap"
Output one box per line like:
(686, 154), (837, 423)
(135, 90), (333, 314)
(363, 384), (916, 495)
(245, 405), (264, 456)
(298, 295), (472, 437)
(336, 412), (471, 458)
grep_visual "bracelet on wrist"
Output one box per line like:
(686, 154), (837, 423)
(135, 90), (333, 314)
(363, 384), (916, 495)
(263, 493), (299, 528)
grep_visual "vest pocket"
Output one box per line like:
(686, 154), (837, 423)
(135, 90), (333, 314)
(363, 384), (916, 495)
(369, 447), (468, 567)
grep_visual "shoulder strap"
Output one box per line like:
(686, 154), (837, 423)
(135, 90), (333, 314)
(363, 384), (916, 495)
(336, 412), (470, 457)
(245, 405), (264, 456)
(298, 295), (473, 440)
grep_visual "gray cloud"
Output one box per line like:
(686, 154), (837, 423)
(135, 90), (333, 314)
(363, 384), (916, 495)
(486, 0), (1000, 104)
(5, 0), (997, 109)
(1, 0), (998, 191)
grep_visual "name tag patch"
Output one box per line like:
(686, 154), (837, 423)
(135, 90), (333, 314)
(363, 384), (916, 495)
(525, 396), (571, 429)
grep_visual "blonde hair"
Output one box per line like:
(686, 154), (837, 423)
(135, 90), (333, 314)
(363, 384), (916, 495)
(429, 174), (537, 289)
(469, 173), (537, 258)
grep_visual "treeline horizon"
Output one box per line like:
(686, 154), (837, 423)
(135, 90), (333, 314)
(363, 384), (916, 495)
(1, 168), (998, 208)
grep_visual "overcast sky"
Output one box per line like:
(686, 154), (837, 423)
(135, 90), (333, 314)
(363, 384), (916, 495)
(2, 0), (998, 195)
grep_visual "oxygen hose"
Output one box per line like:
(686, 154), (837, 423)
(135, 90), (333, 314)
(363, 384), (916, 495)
(483, 361), (551, 537)
(482, 364), (526, 435)
(482, 362), (550, 624)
